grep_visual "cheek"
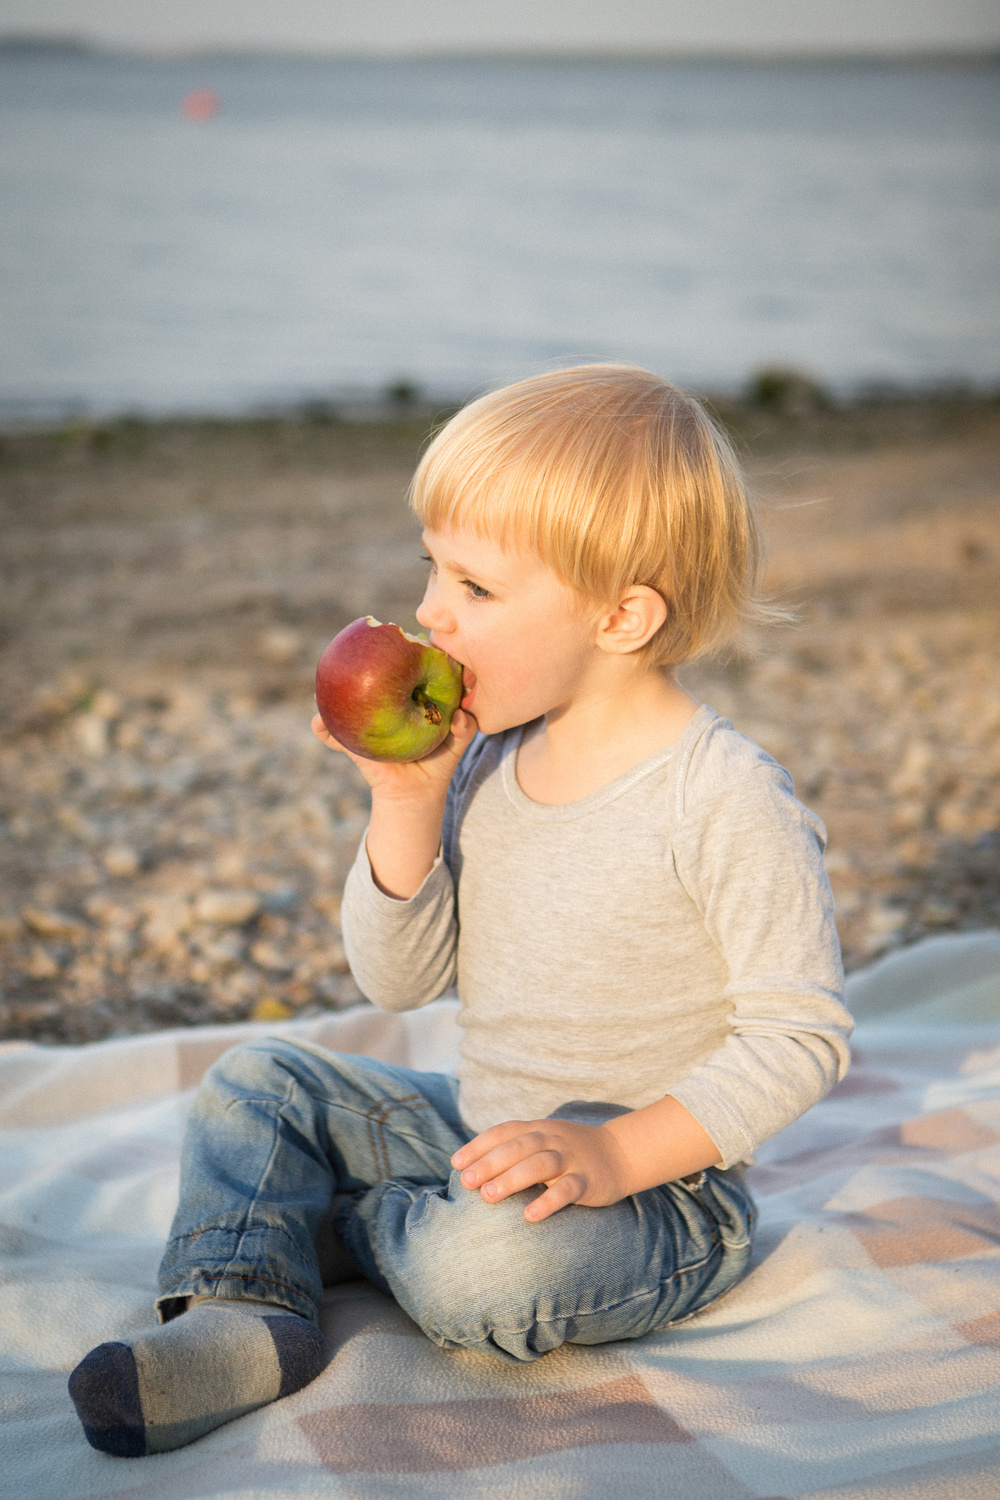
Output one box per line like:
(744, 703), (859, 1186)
(477, 640), (574, 711)
(469, 636), (523, 691)
(461, 600), (591, 703)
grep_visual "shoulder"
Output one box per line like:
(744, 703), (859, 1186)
(671, 705), (821, 839)
(672, 705), (786, 807)
(668, 708), (831, 912)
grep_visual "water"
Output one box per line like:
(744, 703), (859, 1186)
(1, 52), (998, 419)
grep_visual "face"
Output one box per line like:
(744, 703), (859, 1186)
(415, 526), (601, 735)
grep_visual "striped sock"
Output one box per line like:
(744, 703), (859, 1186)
(68, 1297), (325, 1456)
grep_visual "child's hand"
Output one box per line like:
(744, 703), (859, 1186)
(311, 709), (477, 803)
(451, 1119), (632, 1223)
(452, 1098), (722, 1221)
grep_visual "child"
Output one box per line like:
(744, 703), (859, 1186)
(69, 365), (851, 1457)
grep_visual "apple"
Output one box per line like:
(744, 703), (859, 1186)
(315, 616), (464, 762)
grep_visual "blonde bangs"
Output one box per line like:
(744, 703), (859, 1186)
(410, 365), (771, 666)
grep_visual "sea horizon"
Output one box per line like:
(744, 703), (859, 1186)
(4, 34), (1000, 62)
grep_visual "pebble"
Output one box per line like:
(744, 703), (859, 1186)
(866, 903), (909, 937)
(257, 628), (303, 666)
(249, 939), (296, 974)
(24, 946), (61, 980)
(919, 898), (959, 925)
(259, 887), (300, 915)
(103, 843), (142, 878)
(251, 996), (293, 1022)
(889, 741), (934, 798)
(21, 908), (86, 941)
(142, 898), (192, 950)
(73, 713), (109, 758)
(0, 681), (368, 1041)
(195, 890), (261, 926)
(935, 800), (973, 837)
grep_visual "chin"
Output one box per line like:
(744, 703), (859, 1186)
(478, 710), (536, 738)
(465, 705), (501, 736)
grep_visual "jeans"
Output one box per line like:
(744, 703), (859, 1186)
(157, 1039), (755, 1362)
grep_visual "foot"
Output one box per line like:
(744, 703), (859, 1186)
(68, 1298), (325, 1456)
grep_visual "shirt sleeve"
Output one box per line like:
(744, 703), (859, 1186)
(338, 735), (495, 1012)
(665, 762), (852, 1168)
(340, 835), (459, 1013)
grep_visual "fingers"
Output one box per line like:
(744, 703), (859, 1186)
(452, 1119), (621, 1221)
(477, 1151), (571, 1202)
(310, 713), (347, 752)
(470, 1136), (558, 1188)
(424, 707), (477, 771)
(447, 708), (478, 749)
(524, 1176), (586, 1222)
(311, 706), (476, 794)
(310, 713), (386, 789)
(455, 1126), (585, 1215)
(456, 1129), (554, 1188)
(451, 1121), (530, 1172)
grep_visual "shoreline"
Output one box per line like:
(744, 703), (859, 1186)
(3, 383), (996, 444)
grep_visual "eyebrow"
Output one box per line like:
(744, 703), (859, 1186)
(422, 540), (504, 588)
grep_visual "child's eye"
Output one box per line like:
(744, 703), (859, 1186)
(462, 579), (492, 601)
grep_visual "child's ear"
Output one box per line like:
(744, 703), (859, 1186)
(595, 585), (668, 655)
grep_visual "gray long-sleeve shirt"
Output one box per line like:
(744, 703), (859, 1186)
(342, 703), (852, 1169)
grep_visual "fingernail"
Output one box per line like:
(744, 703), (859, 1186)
(461, 1169), (475, 1186)
(483, 1182), (497, 1198)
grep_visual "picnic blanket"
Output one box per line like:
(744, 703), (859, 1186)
(2, 930), (999, 1499)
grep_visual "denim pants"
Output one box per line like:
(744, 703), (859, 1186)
(157, 1038), (755, 1362)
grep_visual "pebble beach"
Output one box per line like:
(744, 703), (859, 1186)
(2, 396), (999, 1044)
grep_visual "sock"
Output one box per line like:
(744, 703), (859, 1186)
(68, 1297), (325, 1457)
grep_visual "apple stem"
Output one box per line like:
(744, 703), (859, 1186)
(412, 688), (443, 726)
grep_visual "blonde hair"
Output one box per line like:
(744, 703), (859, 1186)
(411, 364), (773, 666)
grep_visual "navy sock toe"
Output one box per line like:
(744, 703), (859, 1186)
(68, 1342), (147, 1457)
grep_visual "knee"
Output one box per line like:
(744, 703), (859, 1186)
(199, 1038), (311, 1107)
(397, 1178), (571, 1352)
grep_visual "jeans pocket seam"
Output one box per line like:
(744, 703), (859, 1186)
(364, 1095), (434, 1181)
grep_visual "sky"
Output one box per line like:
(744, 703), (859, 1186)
(2, 0), (999, 55)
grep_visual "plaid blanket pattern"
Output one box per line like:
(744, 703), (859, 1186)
(1, 931), (999, 1498)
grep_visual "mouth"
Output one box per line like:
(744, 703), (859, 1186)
(461, 667), (477, 709)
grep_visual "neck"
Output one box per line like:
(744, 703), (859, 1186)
(517, 662), (698, 806)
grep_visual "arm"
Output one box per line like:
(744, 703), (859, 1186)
(314, 709), (478, 1010)
(312, 708), (477, 898)
(663, 764), (851, 1168)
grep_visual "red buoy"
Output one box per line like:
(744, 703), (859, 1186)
(180, 89), (220, 123)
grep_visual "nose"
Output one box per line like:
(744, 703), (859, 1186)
(415, 577), (455, 639)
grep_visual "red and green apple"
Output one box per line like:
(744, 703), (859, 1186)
(315, 616), (463, 762)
